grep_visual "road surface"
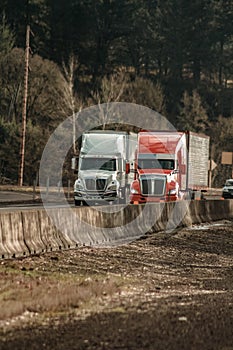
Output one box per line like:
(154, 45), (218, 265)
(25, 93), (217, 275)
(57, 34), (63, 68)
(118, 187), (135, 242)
(0, 191), (35, 203)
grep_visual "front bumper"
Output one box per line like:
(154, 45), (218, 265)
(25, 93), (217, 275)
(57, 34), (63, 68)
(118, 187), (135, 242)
(74, 190), (118, 202)
(222, 191), (233, 199)
(129, 193), (178, 204)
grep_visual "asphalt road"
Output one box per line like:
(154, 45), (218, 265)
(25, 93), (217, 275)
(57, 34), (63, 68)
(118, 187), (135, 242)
(0, 191), (35, 202)
(0, 189), (225, 212)
(0, 190), (74, 209)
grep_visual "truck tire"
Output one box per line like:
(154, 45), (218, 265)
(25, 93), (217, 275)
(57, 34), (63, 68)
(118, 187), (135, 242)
(75, 200), (81, 206)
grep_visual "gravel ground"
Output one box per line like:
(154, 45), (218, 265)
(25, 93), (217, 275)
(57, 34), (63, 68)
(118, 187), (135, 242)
(0, 219), (233, 350)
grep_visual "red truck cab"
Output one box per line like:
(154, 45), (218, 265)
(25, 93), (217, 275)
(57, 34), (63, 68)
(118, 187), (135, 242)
(130, 131), (187, 204)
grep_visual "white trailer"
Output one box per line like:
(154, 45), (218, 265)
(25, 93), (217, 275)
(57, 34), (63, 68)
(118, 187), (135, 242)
(186, 131), (210, 199)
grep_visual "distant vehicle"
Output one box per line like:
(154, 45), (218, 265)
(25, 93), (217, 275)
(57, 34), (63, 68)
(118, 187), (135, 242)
(222, 179), (233, 199)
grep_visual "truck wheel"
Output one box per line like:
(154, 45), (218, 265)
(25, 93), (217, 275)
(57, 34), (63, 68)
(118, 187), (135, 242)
(75, 200), (81, 206)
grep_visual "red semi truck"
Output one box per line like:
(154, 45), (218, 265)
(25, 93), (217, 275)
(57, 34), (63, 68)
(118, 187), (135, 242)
(130, 130), (210, 203)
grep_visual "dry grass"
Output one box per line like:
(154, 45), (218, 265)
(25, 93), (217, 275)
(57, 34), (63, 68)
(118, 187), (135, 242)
(0, 264), (126, 321)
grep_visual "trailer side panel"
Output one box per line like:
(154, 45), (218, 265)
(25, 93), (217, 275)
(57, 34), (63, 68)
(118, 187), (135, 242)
(187, 132), (209, 190)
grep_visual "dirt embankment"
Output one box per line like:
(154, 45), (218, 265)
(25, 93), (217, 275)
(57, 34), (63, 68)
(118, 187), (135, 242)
(0, 220), (233, 350)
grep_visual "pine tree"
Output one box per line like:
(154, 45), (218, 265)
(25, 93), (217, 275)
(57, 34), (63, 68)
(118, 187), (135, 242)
(0, 13), (14, 57)
(177, 90), (209, 133)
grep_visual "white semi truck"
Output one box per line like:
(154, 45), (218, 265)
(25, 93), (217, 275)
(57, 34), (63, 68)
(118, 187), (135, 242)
(73, 130), (137, 206)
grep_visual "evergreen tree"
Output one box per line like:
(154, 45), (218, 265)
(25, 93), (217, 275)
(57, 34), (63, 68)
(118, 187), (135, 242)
(211, 0), (233, 86)
(0, 118), (20, 183)
(209, 115), (233, 185)
(177, 90), (209, 133)
(185, 1), (213, 85)
(0, 12), (14, 57)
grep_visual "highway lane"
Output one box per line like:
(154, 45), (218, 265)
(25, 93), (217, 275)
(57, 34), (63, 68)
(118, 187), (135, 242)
(0, 198), (225, 211)
(0, 203), (74, 211)
(0, 186), (225, 213)
(0, 191), (36, 202)
(0, 190), (75, 211)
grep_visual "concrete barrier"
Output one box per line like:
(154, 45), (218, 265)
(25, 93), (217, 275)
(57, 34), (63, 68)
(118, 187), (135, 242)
(0, 211), (29, 258)
(37, 209), (81, 252)
(22, 210), (45, 255)
(0, 199), (232, 259)
(189, 199), (233, 224)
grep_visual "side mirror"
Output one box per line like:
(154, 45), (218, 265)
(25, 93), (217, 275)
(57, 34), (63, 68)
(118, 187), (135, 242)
(125, 162), (130, 174)
(71, 157), (79, 170)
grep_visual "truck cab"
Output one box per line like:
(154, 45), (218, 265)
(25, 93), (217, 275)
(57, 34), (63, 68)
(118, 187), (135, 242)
(130, 131), (187, 204)
(74, 154), (123, 205)
(73, 130), (137, 206)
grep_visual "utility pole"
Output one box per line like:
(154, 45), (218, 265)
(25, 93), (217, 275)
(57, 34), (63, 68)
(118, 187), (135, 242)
(18, 25), (30, 186)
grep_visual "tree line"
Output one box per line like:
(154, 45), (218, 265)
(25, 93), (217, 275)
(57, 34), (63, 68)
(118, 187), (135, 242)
(0, 0), (233, 186)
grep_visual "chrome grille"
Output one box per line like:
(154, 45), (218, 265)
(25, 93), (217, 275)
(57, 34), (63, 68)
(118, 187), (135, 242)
(141, 177), (166, 196)
(96, 179), (106, 191)
(85, 178), (106, 191)
(85, 179), (95, 191)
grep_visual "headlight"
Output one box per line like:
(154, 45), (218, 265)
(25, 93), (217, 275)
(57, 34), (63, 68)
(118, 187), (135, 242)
(74, 179), (84, 191)
(131, 188), (138, 194)
(168, 189), (177, 195)
(107, 184), (117, 191)
(107, 180), (118, 191)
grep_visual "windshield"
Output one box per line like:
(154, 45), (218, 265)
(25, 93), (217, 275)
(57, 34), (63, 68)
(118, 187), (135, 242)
(80, 157), (117, 171)
(138, 158), (174, 170)
(226, 180), (233, 186)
